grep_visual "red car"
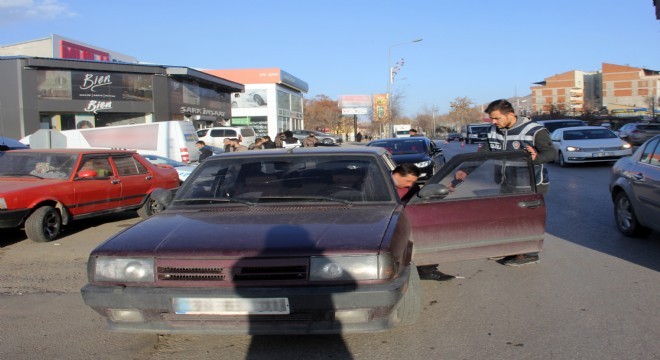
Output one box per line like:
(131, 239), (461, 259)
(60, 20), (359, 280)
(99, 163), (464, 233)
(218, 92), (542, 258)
(0, 149), (179, 242)
(81, 147), (546, 334)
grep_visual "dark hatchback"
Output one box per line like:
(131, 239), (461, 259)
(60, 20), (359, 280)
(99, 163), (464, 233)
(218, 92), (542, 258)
(366, 137), (445, 181)
(81, 147), (546, 335)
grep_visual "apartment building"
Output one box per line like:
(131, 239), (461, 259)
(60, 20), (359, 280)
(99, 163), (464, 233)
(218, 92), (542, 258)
(531, 63), (659, 117)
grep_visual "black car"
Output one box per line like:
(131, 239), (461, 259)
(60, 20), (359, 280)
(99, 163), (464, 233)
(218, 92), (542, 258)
(445, 132), (462, 142)
(366, 137), (445, 181)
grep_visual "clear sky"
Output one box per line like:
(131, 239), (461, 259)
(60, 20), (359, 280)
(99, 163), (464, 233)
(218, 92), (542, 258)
(1, 0), (658, 116)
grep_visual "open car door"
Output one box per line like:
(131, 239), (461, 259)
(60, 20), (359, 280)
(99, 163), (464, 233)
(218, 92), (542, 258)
(406, 150), (546, 265)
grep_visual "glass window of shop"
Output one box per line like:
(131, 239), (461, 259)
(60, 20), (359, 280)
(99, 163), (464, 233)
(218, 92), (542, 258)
(37, 70), (153, 101)
(276, 90), (303, 132)
(39, 113), (151, 131)
(169, 78), (230, 122)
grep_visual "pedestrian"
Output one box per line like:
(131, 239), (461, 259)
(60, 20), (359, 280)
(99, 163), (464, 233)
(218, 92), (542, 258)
(356, 132), (363, 142)
(248, 137), (265, 150)
(391, 164), (455, 281)
(195, 140), (213, 162)
(223, 138), (233, 153)
(482, 99), (555, 266)
(275, 133), (284, 148)
(282, 130), (300, 148)
(408, 129), (419, 137)
(230, 138), (249, 152)
(261, 136), (277, 149)
(302, 132), (318, 147)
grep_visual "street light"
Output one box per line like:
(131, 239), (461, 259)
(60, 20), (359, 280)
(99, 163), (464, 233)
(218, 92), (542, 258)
(387, 38), (422, 137)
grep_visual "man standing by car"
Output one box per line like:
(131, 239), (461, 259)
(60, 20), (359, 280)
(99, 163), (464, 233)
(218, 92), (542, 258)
(392, 164), (455, 281)
(196, 141), (213, 162)
(302, 132), (318, 147)
(481, 99), (555, 266)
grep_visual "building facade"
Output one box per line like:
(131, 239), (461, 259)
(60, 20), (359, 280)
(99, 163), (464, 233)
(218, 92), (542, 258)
(203, 68), (308, 138)
(0, 34), (138, 63)
(0, 56), (243, 139)
(531, 63), (659, 117)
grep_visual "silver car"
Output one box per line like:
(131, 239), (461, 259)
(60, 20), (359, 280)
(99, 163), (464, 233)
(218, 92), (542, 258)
(610, 134), (660, 236)
(550, 126), (632, 167)
(617, 123), (660, 146)
(291, 130), (343, 145)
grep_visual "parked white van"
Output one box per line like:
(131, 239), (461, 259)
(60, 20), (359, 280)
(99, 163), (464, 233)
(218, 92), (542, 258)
(197, 126), (257, 148)
(23, 121), (200, 163)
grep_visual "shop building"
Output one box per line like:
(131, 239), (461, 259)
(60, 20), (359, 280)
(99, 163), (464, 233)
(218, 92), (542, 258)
(0, 56), (243, 139)
(203, 68), (308, 138)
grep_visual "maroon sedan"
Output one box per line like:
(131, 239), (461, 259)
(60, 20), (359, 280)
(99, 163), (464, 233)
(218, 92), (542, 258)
(81, 147), (545, 334)
(0, 149), (179, 242)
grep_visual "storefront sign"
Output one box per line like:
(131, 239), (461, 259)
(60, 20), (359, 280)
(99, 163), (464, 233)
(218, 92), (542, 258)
(84, 100), (113, 113)
(179, 106), (226, 117)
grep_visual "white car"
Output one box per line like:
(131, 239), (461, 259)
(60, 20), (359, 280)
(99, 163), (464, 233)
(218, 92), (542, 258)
(550, 126), (633, 167)
(140, 154), (197, 183)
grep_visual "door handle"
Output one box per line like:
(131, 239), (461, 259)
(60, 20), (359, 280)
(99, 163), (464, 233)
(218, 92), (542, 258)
(111, 180), (121, 185)
(631, 173), (644, 181)
(145, 176), (153, 181)
(518, 200), (543, 209)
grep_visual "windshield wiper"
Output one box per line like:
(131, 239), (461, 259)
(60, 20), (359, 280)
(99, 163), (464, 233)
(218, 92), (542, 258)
(173, 197), (255, 206)
(260, 195), (352, 206)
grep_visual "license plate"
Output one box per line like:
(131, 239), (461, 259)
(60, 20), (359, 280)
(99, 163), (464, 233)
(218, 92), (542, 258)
(172, 297), (290, 315)
(592, 152), (613, 157)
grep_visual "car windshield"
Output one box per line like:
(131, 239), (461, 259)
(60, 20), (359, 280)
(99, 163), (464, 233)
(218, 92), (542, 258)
(544, 121), (585, 133)
(470, 126), (490, 134)
(175, 154), (393, 204)
(563, 129), (617, 140)
(0, 152), (78, 179)
(368, 139), (427, 155)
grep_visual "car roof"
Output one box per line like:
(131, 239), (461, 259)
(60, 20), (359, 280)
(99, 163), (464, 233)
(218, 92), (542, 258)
(208, 145), (388, 158)
(537, 119), (585, 123)
(555, 126), (613, 132)
(367, 137), (429, 143)
(6, 148), (138, 155)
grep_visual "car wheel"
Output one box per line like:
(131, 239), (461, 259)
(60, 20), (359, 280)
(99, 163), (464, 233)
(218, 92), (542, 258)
(614, 192), (651, 237)
(558, 151), (570, 167)
(322, 138), (332, 145)
(137, 195), (163, 219)
(25, 206), (62, 242)
(396, 265), (421, 326)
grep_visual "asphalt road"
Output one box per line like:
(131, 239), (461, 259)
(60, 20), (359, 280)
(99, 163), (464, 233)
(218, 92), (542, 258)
(1, 141), (658, 360)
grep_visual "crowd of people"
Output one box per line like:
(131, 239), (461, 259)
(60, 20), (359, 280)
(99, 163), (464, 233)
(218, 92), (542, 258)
(195, 130), (320, 162)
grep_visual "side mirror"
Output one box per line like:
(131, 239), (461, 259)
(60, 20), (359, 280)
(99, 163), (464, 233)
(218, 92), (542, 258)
(77, 169), (97, 178)
(151, 188), (173, 208)
(418, 183), (450, 200)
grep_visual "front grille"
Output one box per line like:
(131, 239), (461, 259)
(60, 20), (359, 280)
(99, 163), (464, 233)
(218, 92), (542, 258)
(156, 258), (309, 285)
(579, 146), (622, 152)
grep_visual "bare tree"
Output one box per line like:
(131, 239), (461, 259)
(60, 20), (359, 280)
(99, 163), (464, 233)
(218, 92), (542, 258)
(448, 97), (481, 127)
(303, 95), (344, 133)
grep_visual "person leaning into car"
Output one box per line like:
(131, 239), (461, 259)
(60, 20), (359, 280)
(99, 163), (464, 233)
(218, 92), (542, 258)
(392, 163), (455, 282)
(478, 99), (555, 267)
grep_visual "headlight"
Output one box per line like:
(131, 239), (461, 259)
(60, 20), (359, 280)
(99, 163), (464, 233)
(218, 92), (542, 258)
(309, 254), (396, 281)
(93, 257), (155, 282)
(414, 160), (432, 168)
(566, 146), (581, 152)
(0, 198), (6, 209)
(621, 143), (632, 149)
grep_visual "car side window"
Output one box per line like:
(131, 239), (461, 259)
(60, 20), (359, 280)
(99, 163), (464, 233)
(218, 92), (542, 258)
(640, 138), (659, 166)
(78, 156), (114, 177)
(113, 155), (148, 176)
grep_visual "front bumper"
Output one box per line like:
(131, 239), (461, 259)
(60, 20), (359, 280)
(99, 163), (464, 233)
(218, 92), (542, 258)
(565, 150), (632, 163)
(0, 208), (30, 228)
(81, 267), (411, 335)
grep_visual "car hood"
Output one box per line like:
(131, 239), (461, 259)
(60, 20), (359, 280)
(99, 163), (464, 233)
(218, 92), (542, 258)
(94, 205), (397, 257)
(392, 153), (429, 163)
(0, 178), (64, 195)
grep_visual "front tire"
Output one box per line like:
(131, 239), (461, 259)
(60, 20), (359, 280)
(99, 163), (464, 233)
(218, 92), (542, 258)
(25, 206), (62, 242)
(558, 151), (570, 167)
(395, 266), (421, 326)
(614, 192), (651, 237)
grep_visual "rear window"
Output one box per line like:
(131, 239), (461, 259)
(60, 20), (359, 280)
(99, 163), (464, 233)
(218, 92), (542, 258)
(240, 128), (255, 137)
(638, 124), (660, 131)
